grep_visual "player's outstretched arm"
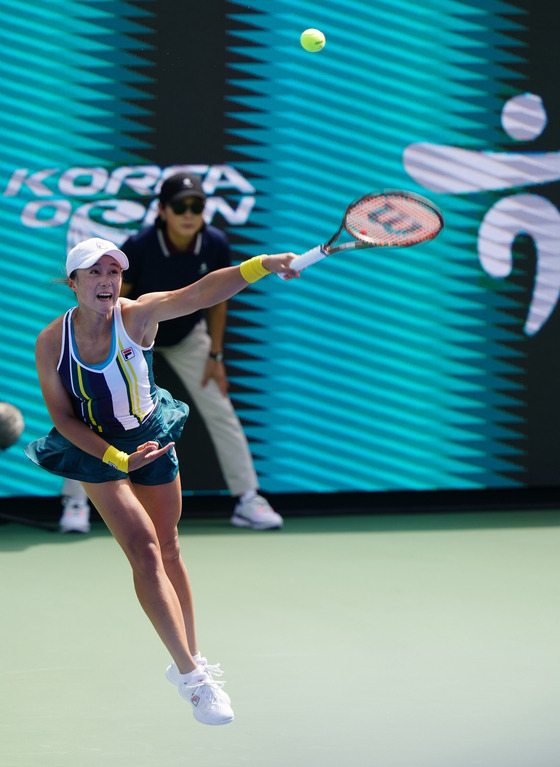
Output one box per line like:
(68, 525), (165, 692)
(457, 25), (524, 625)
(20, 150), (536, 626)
(133, 253), (299, 330)
(197, 252), (299, 310)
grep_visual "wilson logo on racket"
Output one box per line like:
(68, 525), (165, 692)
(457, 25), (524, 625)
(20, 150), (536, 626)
(279, 190), (444, 279)
(365, 202), (423, 238)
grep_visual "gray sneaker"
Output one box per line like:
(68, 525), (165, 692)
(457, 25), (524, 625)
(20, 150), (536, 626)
(231, 494), (283, 530)
(59, 497), (91, 534)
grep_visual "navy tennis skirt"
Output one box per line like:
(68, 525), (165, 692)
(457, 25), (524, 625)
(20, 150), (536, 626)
(24, 387), (189, 486)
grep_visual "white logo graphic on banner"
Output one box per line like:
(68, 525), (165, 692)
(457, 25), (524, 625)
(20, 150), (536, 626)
(404, 93), (560, 335)
(3, 164), (257, 254)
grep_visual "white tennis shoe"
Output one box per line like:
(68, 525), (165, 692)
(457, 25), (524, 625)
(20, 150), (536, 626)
(166, 664), (233, 726)
(231, 494), (283, 530)
(166, 657), (231, 704)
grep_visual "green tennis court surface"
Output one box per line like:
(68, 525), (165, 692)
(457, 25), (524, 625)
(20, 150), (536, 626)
(2, 510), (560, 767)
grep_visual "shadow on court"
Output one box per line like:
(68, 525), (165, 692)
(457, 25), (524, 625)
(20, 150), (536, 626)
(3, 507), (560, 551)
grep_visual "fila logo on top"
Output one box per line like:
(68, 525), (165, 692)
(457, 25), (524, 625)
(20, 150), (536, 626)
(404, 93), (560, 336)
(121, 348), (135, 361)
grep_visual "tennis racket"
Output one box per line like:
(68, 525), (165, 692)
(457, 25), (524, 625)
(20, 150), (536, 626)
(280, 190), (444, 278)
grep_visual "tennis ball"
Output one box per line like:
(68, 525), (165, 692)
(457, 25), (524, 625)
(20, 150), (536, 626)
(0, 402), (24, 450)
(300, 28), (326, 53)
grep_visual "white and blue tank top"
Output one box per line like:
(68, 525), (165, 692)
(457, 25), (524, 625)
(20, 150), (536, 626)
(57, 301), (158, 434)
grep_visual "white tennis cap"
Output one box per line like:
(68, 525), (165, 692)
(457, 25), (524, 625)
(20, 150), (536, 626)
(66, 238), (129, 276)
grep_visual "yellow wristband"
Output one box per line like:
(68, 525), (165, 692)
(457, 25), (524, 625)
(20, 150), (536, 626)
(239, 255), (271, 284)
(102, 445), (129, 473)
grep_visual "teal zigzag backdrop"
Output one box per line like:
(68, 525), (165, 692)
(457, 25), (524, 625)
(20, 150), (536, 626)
(223, 0), (529, 492)
(2, 0), (559, 497)
(0, 0), (155, 495)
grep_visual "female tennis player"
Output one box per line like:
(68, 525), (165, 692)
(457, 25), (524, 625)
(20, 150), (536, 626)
(25, 237), (298, 726)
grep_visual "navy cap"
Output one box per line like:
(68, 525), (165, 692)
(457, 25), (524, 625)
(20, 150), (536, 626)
(159, 173), (206, 207)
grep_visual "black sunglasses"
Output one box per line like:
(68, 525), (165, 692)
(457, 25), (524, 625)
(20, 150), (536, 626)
(169, 199), (205, 215)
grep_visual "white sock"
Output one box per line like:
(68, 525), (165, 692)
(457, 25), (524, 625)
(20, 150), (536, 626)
(181, 665), (204, 683)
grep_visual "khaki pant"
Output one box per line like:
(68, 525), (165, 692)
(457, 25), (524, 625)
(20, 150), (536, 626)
(157, 320), (258, 497)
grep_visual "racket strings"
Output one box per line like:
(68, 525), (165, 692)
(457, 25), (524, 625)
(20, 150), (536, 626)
(346, 195), (442, 247)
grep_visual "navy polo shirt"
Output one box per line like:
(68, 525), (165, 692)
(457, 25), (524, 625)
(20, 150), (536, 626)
(122, 223), (231, 347)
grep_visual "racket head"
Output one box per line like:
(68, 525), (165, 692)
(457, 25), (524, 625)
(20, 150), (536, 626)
(340, 190), (444, 249)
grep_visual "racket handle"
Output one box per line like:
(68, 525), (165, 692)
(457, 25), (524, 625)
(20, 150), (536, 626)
(278, 245), (327, 280)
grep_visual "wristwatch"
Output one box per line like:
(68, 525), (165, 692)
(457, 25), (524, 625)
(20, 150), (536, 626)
(209, 351), (224, 363)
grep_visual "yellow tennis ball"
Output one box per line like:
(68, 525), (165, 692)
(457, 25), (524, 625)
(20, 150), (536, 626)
(300, 28), (326, 53)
